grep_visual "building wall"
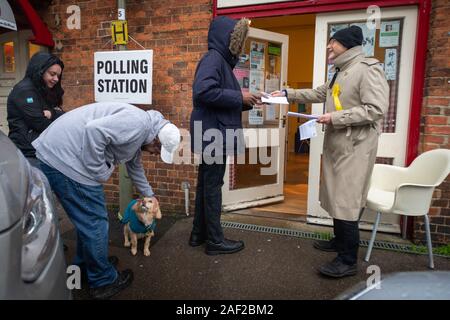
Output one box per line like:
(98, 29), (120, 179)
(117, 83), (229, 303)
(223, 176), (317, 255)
(40, 0), (213, 214)
(415, 0), (450, 246)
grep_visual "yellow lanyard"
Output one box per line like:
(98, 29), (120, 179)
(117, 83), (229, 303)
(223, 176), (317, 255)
(332, 83), (343, 111)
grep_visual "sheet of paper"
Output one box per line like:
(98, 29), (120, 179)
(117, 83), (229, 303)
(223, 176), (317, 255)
(299, 120), (317, 141)
(261, 95), (289, 105)
(287, 111), (319, 120)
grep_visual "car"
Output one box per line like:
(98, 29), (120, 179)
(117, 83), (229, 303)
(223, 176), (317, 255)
(336, 271), (450, 300)
(0, 131), (71, 299)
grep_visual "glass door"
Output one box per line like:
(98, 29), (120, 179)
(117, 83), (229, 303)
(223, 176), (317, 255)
(222, 27), (289, 211)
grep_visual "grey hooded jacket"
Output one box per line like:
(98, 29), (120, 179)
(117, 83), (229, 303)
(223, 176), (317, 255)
(32, 102), (168, 196)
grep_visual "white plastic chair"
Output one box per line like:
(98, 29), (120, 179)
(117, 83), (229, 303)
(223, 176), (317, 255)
(364, 149), (450, 269)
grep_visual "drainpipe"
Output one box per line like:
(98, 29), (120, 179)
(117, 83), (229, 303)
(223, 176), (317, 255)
(181, 182), (190, 216)
(118, 0), (133, 215)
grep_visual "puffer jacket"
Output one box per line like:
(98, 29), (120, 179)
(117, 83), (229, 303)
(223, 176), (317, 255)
(7, 52), (64, 158)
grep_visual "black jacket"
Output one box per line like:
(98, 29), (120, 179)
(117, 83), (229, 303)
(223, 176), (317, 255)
(7, 53), (64, 158)
(190, 16), (251, 156)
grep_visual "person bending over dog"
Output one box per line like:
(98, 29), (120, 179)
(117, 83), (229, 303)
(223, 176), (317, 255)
(32, 102), (180, 299)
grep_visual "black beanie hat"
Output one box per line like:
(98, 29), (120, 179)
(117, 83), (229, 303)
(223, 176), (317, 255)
(331, 25), (363, 49)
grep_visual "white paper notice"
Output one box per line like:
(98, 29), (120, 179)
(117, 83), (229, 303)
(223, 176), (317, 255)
(384, 48), (397, 81)
(299, 120), (317, 141)
(261, 95), (289, 105)
(249, 107), (264, 125)
(265, 78), (280, 94)
(380, 21), (400, 47)
(250, 70), (264, 94)
(250, 41), (265, 70)
(265, 104), (276, 121)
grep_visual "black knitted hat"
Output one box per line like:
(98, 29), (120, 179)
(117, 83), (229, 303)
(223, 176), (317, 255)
(330, 25), (363, 49)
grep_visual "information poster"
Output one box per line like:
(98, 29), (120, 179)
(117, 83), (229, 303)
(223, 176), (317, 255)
(250, 70), (264, 94)
(234, 68), (250, 92)
(250, 41), (265, 70)
(265, 78), (279, 95)
(384, 48), (397, 81)
(380, 21), (400, 47)
(265, 104), (276, 121)
(249, 106), (264, 125)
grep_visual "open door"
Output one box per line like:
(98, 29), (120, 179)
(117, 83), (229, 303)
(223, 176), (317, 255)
(222, 27), (289, 211)
(307, 7), (418, 233)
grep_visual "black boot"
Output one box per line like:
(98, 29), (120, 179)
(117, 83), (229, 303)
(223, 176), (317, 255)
(189, 232), (206, 247)
(313, 238), (337, 252)
(89, 269), (134, 300)
(319, 257), (357, 278)
(205, 239), (245, 255)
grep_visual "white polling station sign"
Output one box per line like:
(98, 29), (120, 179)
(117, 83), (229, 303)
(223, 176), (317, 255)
(94, 50), (153, 104)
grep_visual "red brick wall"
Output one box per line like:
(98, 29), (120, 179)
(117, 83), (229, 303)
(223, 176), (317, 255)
(415, 0), (450, 245)
(40, 0), (213, 214)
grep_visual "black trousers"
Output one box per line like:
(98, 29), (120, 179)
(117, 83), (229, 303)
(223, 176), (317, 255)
(192, 158), (227, 244)
(333, 218), (360, 265)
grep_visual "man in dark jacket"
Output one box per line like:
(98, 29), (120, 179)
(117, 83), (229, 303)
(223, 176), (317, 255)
(189, 16), (259, 255)
(7, 52), (65, 167)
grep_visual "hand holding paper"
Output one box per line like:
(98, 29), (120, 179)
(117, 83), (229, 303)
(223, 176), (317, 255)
(268, 90), (285, 97)
(317, 112), (332, 124)
(243, 92), (259, 107)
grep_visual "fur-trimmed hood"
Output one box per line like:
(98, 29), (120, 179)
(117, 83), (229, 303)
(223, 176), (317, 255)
(207, 16), (249, 68)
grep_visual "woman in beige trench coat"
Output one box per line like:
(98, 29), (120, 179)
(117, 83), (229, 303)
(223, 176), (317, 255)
(272, 26), (389, 278)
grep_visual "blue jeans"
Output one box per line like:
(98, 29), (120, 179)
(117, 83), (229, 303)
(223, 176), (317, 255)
(39, 161), (117, 288)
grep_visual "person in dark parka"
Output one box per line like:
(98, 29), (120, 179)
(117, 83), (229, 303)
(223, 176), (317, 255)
(189, 16), (259, 255)
(7, 52), (65, 167)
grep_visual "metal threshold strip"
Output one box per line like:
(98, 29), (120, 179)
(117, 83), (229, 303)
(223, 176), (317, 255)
(221, 221), (450, 259)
